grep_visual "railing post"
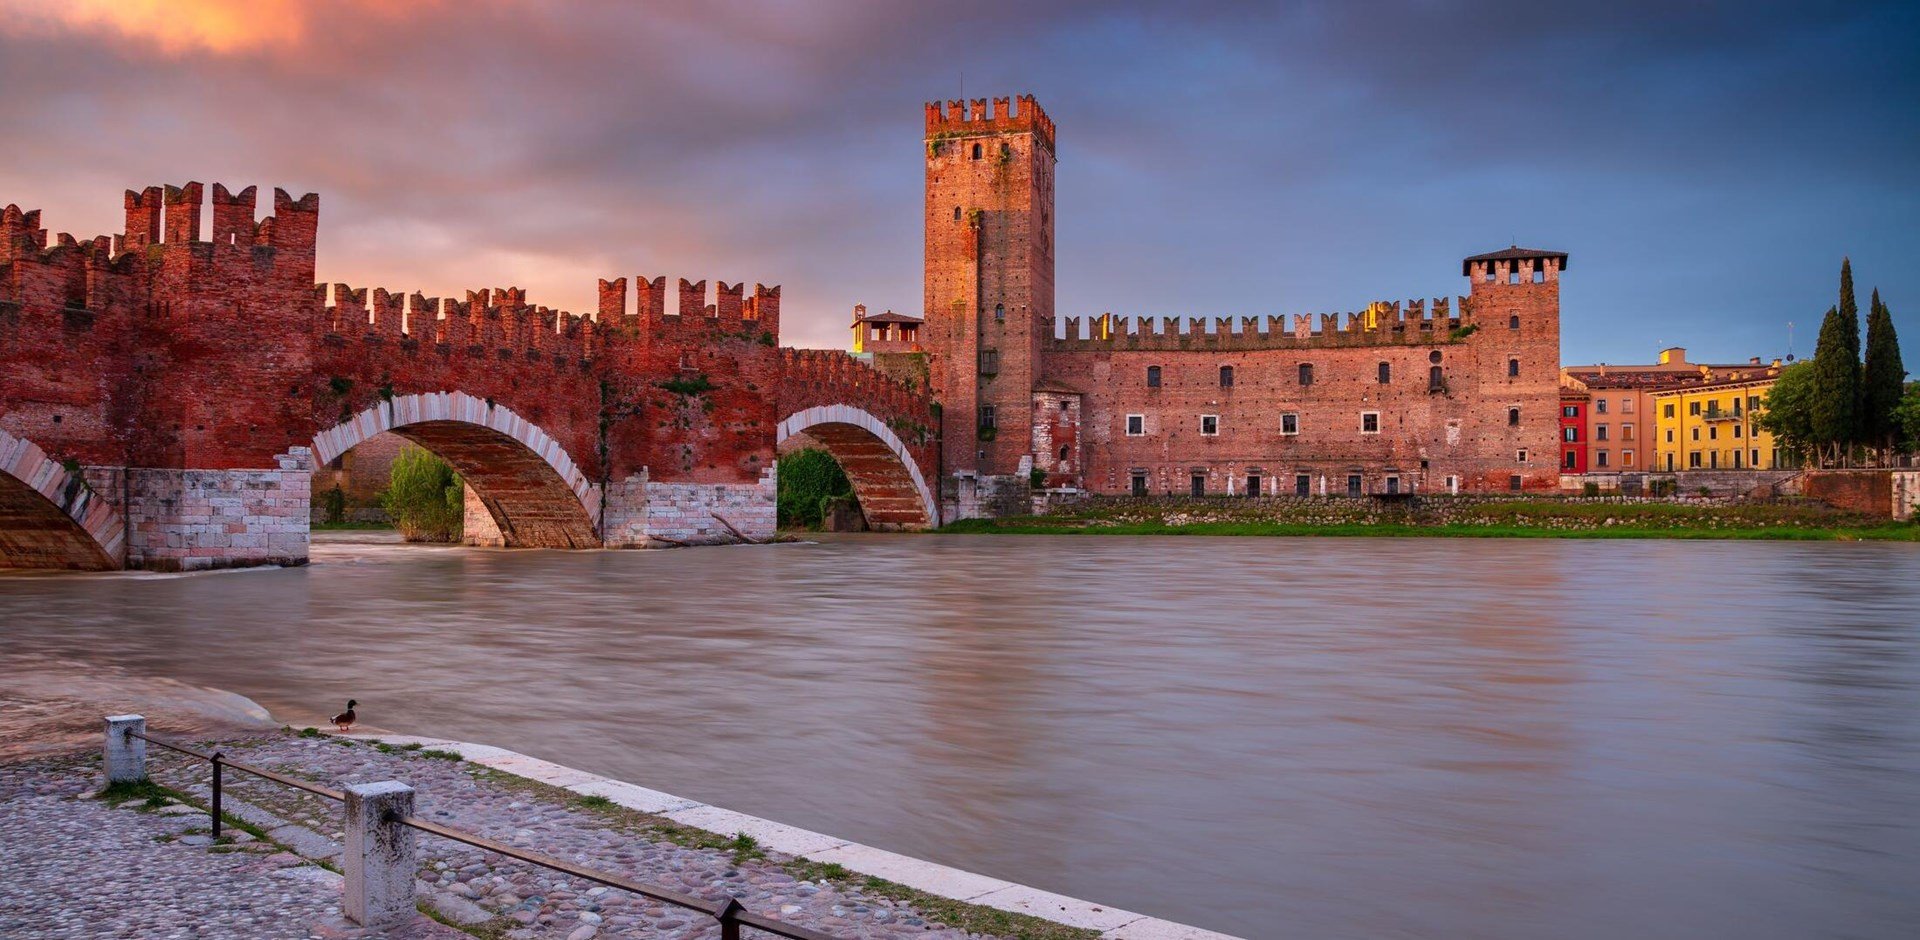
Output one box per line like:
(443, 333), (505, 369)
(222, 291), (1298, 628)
(714, 897), (743, 940)
(210, 752), (224, 840)
(103, 715), (146, 784)
(343, 781), (417, 927)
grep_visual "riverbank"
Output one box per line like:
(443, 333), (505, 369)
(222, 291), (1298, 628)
(941, 495), (1920, 540)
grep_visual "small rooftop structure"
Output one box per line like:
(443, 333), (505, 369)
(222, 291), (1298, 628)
(850, 304), (924, 354)
(1462, 245), (1569, 276)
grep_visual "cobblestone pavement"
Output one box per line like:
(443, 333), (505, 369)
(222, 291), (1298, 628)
(0, 754), (461, 939)
(134, 732), (1018, 940)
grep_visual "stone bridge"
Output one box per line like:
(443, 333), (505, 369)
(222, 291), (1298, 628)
(0, 183), (939, 570)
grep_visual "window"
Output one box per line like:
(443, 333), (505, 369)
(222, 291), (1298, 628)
(979, 349), (999, 373)
(1732, 425), (1742, 439)
(1200, 415), (1219, 436)
(1596, 424), (1609, 441)
(1623, 398), (1635, 413)
(1563, 405), (1579, 418)
(1058, 445), (1070, 461)
(1622, 422), (1635, 442)
(1509, 474), (1524, 491)
(1377, 362), (1391, 384)
(1595, 399), (1608, 414)
(1447, 475), (1460, 495)
(1146, 365), (1162, 388)
(1298, 363), (1314, 386)
(1751, 449), (1761, 467)
(1748, 396), (1761, 411)
(1429, 350), (1443, 363)
(1664, 403), (1676, 419)
(1347, 474), (1362, 497)
(1708, 426), (1717, 441)
(1516, 449), (1529, 463)
(994, 303), (1004, 322)
(978, 405), (996, 430)
(1597, 450), (1610, 468)
(1623, 449), (1635, 466)
(1509, 315), (1521, 330)
(1220, 365), (1234, 387)
(1361, 412), (1380, 434)
(1689, 451), (1702, 468)
(999, 142), (1010, 160)
(1131, 473), (1148, 496)
(1691, 428), (1700, 441)
(953, 206), (961, 221)
(1689, 401), (1701, 416)
(1733, 450), (1743, 468)
(1508, 358), (1520, 377)
(1509, 407), (1521, 426)
(1709, 451), (1719, 469)
(1280, 413), (1299, 435)
(1429, 365), (1446, 391)
(1563, 427), (1578, 442)
(1191, 474), (1206, 497)
(1125, 414), (1145, 436)
(1295, 474), (1312, 497)
(1666, 429), (1674, 443)
(971, 143), (982, 160)
(1246, 475), (1261, 497)
(1564, 450), (1577, 469)
(1385, 477), (1401, 495)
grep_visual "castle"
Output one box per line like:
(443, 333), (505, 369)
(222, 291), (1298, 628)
(855, 95), (1566, 515)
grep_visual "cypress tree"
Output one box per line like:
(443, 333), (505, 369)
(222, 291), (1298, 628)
(1861, 288), (1906, 457)
(1807, 260), (1863, 461)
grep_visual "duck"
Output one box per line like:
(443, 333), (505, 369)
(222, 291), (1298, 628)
(330, 699), (358, 733)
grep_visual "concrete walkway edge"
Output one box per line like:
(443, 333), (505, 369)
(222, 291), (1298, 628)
(329, 730), (1240, 940)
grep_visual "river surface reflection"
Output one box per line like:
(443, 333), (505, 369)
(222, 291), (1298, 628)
(3, 533), (1919, 938)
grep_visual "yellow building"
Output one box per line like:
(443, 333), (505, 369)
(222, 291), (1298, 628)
(1648, 365), (1785, 472)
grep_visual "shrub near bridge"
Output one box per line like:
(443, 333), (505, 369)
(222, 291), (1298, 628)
(777, 448), (856, 529)
(381, 445), (464, 542)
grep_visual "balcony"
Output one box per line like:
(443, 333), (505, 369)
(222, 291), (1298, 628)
(1700, 406), (1743, 422)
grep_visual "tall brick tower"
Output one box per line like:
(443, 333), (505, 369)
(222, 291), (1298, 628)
(1462, 246), (1566, 490)
(922, 95), (1057, 485)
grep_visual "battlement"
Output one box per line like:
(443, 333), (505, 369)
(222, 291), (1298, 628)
(319, 281), (593, 363)
(925, 94), (1056, 153)
(593, 274), (781, 343)
(777, 347), (935, 426)
(1046, 298), (1474, 351)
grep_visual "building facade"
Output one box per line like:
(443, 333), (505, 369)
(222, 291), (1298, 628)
(1649, 368), (1784, 472)
(1562, 349), (1785, 480)
(881, 95), (1566, 516)
(1560, 390), (1590, 474)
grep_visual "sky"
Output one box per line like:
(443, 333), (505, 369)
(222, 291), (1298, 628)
(1, 0), (1915, 365)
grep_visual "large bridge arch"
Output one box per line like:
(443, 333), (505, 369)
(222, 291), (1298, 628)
(778, 405), (937, 530)
(0, 430), (126, 570)
(314, 392), (601, 548)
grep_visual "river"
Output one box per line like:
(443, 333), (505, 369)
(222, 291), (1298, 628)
(3, 533), (1919, 938)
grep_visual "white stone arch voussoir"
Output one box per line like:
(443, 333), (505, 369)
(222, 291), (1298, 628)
(776, 404), (937, 527)
(0, 428), (127, 567)
(311, 391), (602, 526)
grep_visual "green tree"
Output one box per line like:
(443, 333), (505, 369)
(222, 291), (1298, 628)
(381, 445), (464, 542)
(1895, 381), (1920, 455)
(1861, 288), (1906, 459)
(1806, 259), (1864, 462)
(1756, 361), (1820, 467)
(777, 448), (856, 529)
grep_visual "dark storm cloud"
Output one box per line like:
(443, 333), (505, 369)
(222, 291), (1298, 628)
(1, 1), (1914, 358)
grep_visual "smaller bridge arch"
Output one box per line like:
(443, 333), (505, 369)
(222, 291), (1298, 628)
(0, 430), (125, 569)
(778, 405), (937, 530)
(313, 392), (601, 548)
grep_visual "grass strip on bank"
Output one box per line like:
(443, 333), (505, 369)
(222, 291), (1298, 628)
(944, 518), (1920, 540)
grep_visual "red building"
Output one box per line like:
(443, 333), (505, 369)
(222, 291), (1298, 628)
(1560, 390), (1589, 474)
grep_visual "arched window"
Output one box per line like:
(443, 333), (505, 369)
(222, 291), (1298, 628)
(1299, 363), (1314, 386)
(1146, 365), (1162, 387)
(1058, 445), (1070, 461)
(994, 303), (1005, 322)
(1000, 142), (1011, 160)
(1429, 366), (1445, 391)
(1508, 358), (1520, 377)
(1508, 315), (1521, 330)
(1508, 407), (1521, 426)
(971, 143), (982, 160)
(1377, 362), (1391, 384)
(953, 206), (961, 221)
(1219, 365), (1234, 387)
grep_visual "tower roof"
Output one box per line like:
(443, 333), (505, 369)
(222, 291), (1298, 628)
(1462, 246), (1568, 276)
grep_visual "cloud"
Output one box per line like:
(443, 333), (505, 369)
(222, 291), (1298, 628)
(0, 0), (444, 56)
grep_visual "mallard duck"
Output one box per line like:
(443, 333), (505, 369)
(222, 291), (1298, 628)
(330, 699), (358, 732)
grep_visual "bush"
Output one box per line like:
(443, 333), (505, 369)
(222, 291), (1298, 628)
(1582, 482), (1600, 497)
(319, 484), (347, 524)
(381, 446), (463, 542)
(778, 449), (855, 529)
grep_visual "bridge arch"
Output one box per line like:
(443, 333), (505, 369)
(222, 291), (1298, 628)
(0, 430), (126, 569)
(777, 405), (936, 530)
(313, 392), (601, 548)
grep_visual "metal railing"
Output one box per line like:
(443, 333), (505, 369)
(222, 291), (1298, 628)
(122, 727), (837, 940)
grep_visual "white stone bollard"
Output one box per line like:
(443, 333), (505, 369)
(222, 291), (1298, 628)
(103, 715), (146, 784)
(343, 780), (417, 926)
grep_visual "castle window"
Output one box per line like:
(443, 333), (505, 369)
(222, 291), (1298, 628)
(1200, 415), (1219, 436)
(1146, 365), (1162, 388)
(1125, 414), (1145, 436)
(1296, 474), (1312, 496)
(1509, 315), (1520, 330)
(1192, 474), (1207, 497)
(979, 349), (999, 374)
(1059, 445), (1070, 461)
(1000, 142), (1010, 160)
(1508, 407), (1521, 426)
(979, 405), (996, 430)
(953, 206), (961, 221)
(1429, 366), (1445, 391)
(994, 303), (1005, 322)
(1517, 449), (1529, 463)
(1280, 413), (1299, 435)
(1246, 475), (1262, 497)
(971, 143), (982, 160)
(1219, 365), (1234, 387)
(1347, 475), (1363, 497)
(1298, 363), (1314, 386)
(1510, 474), (1523, 491)
(1429, 350), (1443, 364)
(1132, 473), (1148, 496)
(1386, 477), (1401, 495)
(1361, 412), (1380, 434)
(1377, 362), (1391, 384)
(1508, 358), (1520, 377)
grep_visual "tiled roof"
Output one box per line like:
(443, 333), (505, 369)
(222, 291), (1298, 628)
(1462, 245), (1569, 275)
